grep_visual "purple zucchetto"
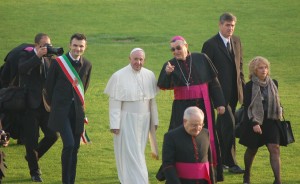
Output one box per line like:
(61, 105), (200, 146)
(170, 36), (187, 43)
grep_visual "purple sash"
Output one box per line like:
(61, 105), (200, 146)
(176, 162), (211, 184)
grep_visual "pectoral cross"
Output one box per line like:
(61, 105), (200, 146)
(186, 82), (190, 90)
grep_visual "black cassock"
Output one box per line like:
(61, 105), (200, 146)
(163, 126), (215, 184)
(158, 53), (225, 181)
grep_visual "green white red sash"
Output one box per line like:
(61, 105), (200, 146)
(80, 117), (91, 144)
(56, 55), (85, 105)
(56, 55), (91, 144)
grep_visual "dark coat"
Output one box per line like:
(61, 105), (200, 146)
(157, 53), (225, 129)
(202, 33), (245, 105)
(45, 53), (92, 134)
(2, 43), (35, 87)
(157, 53), (225, 181)
(163, 126), (215, 184)
(18, 49), (49, 109)
(238, 80), (284, 148)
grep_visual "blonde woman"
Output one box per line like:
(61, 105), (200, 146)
(239, 56), (283, 184)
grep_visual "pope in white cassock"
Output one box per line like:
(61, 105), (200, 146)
(104, 48), (159, 184)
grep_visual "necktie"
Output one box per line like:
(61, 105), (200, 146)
(74, 60), (80, 67)
(40, 58), (47, 79)
(227, 40), (232, 54)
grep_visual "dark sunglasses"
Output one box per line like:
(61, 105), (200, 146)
(170, 45), (182, 52)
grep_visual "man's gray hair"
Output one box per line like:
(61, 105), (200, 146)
(219, 12), (237, 24)
(183, 106), (204, 122)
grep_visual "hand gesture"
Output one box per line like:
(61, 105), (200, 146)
(165, 62), (175, 75)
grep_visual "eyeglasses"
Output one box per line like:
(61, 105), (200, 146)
(170, 45), (182, 52)
(190, 123), (205, 129)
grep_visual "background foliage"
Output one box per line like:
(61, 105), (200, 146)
(0, 0), (299, 183)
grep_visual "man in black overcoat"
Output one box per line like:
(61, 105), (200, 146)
(18, 33), (58, 182)
(202, 12), (245, 174)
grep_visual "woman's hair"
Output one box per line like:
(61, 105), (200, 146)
(248, 56), (270, 79)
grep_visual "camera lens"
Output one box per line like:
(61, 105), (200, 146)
(44, 44), (64, 56)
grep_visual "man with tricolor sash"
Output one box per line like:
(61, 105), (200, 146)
(45, 33), (92, 184)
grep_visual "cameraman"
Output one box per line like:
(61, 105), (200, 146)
(18, 33), (59, 182)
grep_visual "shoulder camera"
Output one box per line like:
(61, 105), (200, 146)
(44, 43), (64, 57)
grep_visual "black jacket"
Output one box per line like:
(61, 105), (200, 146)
(163, 126), (215, 184)
(18, 49), (49, 109)
(45, 53), (92, 134)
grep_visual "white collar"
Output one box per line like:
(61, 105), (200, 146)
(34, 48), (44, 63)
(68, 52), (80, 61)
(34, 48), (38, 54)
(219, 32), (230, 47)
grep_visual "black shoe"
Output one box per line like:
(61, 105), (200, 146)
(222, 165), (229, 169)
(31, 175), (43, 182)
(228, 165), (244, 174)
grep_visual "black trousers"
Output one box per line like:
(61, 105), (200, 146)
(23, 104), (58, 176)
(216, 102), (237, 167)
(60, 102), (81, 184)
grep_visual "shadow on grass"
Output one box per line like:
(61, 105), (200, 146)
(2, 178), (31, 183)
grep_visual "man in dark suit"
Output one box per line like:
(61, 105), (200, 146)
(18, 33), (59, 182)
(202, 12), (245, 174)
(45, 33), (92, 184)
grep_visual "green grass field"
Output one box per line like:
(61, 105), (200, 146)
(0, 0), (299, 183)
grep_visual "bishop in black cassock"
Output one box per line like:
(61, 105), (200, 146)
(157, 36), (225, 181)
